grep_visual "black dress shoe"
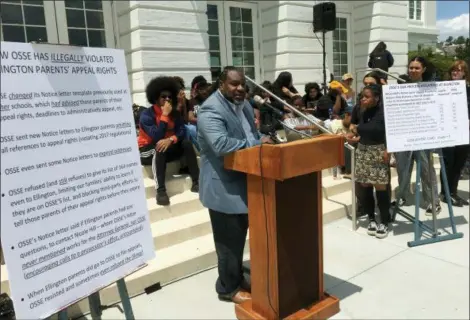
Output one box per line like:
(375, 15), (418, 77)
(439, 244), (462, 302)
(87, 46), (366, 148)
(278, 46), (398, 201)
(156, 191), (170, 206)
(454, 194), (469, 206)
(190, 183), (199, 193)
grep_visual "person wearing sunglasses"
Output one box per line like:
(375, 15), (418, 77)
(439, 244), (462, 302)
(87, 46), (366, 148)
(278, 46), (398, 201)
(138, 76), (200, 206)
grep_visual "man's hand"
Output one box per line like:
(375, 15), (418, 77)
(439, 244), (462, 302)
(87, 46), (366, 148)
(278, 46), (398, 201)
(156, 138), (173, 152)
(162, 101), (172, 116)
(261, 136), (274, 144)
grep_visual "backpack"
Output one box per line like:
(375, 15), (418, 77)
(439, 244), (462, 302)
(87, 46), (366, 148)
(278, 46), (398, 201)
(369, 52), (389, 71)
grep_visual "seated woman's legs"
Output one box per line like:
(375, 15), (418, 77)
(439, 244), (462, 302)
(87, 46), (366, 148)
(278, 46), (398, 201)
(181, 139), (200, 192)
(154, 141), (198, 205)
(185, 124), (200, 151)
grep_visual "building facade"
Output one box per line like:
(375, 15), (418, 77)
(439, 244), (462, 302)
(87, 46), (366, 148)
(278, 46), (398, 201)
(1, 0), (438, 106)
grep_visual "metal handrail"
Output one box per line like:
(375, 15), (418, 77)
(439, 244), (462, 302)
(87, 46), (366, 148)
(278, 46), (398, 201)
(245, 75), (356, 228)
(245, 76), (333, 135)
(355, 68), (407, 98)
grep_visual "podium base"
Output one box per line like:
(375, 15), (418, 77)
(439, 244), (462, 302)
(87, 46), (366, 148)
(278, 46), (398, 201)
(235, 293), (339, 320)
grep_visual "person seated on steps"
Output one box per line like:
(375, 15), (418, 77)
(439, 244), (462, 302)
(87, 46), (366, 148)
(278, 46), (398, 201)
(324, 105), (353, 179)
(186, 76), (211, 153)
(137, 76), (200, 206)
(283, 96), (321, 142)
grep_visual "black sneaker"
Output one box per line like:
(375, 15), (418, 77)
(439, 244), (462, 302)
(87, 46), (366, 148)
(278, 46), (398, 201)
(156, 190), (170, 206)
(367, 221), (377, 236)
(190, 183), (199, 193)
(376, 223), (389, 239)
(440, 193), (463, 207)
(391, 198), (406, 207)
(425, 203), (441, 216)
(454, 194), (469, 206)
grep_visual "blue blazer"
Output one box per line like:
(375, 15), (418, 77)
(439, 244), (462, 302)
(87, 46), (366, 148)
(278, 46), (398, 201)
(197, 91), (261, 214)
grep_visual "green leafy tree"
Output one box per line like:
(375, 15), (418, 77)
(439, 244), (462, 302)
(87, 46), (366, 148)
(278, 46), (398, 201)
(453, 36), (466, 45)
(455, 38), (470, 61)
(445, 36), (454, 44)
(408, 47), (455, 80)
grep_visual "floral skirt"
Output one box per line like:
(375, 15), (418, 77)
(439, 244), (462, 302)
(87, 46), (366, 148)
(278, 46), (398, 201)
(355, 143), (389, 185)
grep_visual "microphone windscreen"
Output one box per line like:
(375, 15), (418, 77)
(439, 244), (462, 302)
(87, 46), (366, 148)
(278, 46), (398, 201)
(253, 95), (263, 104)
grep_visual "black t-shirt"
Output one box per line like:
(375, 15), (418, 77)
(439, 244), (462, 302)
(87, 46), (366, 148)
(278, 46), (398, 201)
(357, 104), (386, 145)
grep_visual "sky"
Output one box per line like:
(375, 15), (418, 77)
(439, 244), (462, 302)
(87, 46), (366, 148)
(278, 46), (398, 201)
(436, 0), (469, 41)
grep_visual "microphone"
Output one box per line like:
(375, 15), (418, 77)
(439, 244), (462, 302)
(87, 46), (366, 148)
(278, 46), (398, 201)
(253, 95), (284, 118)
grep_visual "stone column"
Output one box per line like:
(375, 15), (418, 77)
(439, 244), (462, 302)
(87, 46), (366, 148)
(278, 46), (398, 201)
(352, 0), (409, 82)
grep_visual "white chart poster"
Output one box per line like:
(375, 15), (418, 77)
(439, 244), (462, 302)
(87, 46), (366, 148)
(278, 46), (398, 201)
(0, 42), (155, 319)
(383, 80), (469, 153)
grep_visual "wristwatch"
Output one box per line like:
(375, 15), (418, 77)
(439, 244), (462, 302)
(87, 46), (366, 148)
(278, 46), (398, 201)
(169, 136), (176, 144)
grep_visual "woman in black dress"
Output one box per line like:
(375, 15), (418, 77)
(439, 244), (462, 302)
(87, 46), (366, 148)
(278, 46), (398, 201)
(347, 84), (391, 238)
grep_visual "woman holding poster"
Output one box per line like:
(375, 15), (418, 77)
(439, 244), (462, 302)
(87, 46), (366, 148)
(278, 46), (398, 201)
(440, 60), (470, 206)
(393, 57), (441, 215)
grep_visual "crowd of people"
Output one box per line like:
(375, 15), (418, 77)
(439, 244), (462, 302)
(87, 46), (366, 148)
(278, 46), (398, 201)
(134, 54), (470, 239)
(132, 54), (469, 304)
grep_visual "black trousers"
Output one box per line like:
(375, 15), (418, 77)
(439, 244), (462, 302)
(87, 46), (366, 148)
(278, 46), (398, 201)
(440, 145), (470, 195)
(154, 140), (199, 192)
(209, 209), (248, 296)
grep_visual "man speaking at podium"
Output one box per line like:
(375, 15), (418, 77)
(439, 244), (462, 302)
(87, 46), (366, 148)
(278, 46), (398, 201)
(197, 67), (272, 304)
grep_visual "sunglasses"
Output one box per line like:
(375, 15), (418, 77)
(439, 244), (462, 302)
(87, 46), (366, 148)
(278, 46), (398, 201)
(160, 94), (171, 99)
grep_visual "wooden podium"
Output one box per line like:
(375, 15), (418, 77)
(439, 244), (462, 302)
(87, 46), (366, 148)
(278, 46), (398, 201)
(224, 135), (344, 319)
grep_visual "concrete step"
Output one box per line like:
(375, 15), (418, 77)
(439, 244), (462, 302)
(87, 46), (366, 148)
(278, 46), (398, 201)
(141, 152), (441, 181)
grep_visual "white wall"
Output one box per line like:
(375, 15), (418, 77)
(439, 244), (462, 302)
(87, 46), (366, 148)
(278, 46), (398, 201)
(259, 1), (333, 93)
(408, 33), (438, 51)
(116, 1), (211, 106)
(352, 1), (409, 83)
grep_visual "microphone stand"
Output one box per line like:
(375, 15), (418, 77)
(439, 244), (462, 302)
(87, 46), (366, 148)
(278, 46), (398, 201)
(245, 76), (333, 135)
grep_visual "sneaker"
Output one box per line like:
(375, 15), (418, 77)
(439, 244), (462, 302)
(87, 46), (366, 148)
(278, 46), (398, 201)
(376, 223), (389, 239)
(391, 198), (406, 207)
(440, 193), (463, 207)
(454, 194), (469, 206)
(425, 203), (441, 216)
(156, 191), (170, 206)
(367, 221), (377, 236)
(190, 183), (199, 193)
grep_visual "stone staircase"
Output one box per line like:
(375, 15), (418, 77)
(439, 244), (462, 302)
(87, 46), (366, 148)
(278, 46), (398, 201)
(0, 151), (441, 318)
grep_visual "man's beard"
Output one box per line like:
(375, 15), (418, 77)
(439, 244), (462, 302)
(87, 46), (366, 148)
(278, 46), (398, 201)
(233, 99), (244, 106)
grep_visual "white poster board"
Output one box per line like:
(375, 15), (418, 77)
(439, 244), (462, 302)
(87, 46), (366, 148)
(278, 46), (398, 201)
(0, 42), (155, 319)
(383, 80), (469, 153)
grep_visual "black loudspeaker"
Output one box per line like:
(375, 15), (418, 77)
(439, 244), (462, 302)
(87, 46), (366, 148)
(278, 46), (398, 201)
(313, 2), (336, 33)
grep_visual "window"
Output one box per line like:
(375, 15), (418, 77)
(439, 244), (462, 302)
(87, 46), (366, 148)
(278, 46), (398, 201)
(409, 0), (422, 20)
(332, 17), (349, 80)
(206, 2), (260, 82)
(0, 0), (114, 47)
(1, 0), (48, 43)
(227, 7), (256, 80)
(207, 4), (223, 82)
(64, 0), (106, 47)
